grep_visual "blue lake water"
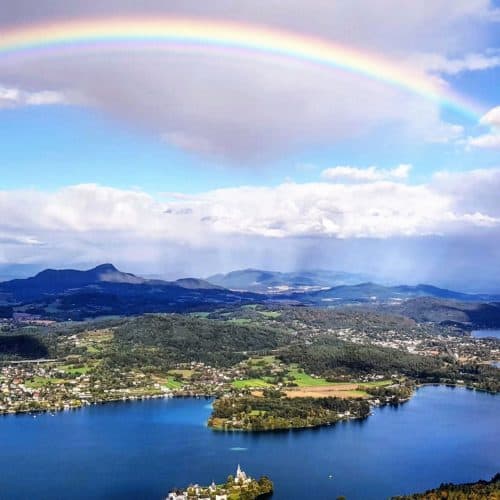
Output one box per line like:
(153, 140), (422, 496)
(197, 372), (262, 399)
(0, 386), (498, 500)
(472, 329), (500, 339)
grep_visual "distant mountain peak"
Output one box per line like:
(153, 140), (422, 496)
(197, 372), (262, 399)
(206, 268), (371, 292)
(92, 263), (119, 273)
(175, 278), (224, 290)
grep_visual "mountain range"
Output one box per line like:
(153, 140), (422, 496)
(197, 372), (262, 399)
(0, 264), (499, 323)
(288, 282), (500, 304)
(0, 264), (257, 320)
(206, 268), (371, 293)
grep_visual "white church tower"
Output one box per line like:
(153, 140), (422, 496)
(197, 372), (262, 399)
(235, 464), (248, 484)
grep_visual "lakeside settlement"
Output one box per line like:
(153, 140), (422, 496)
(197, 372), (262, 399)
(1, 308), (498, 431)
(167, 465), (273, 500)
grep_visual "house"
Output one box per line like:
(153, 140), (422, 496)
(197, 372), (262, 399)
(166, 491), (186, 500)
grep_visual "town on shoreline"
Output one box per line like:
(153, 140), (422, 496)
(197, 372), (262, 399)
(1, 306), (498, 430)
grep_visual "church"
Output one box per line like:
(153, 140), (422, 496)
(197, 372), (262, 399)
(235, 464), (251, 485)
(166, 465), (252, 499)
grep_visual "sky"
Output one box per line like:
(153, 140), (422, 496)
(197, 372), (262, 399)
(0, 1), (500, 290)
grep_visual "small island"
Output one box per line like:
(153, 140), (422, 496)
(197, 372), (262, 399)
(166, 465), (273, 500)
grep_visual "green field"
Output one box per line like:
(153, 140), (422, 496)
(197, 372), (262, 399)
(59, 364), (93, 375)
(25, 376), (65, 388)
(249, 409), (268, 416)
(162, 377), (183, 390)
(357, 380), (393, 388)
(232, 378), (273, 389)
(258, 311), (281, 318)
(227, 318), (252, 325)
(288, 368), (332, 386)
(340, 390), (369, 398)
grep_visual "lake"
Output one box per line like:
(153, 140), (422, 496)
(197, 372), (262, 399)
(471, 329), (500, 339)
(0, 386), (498, 500)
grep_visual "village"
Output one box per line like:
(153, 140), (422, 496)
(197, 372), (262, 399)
(332, 325), (500, 365)
(1, 308), (498, 415)
(166, 465), (273, 500)
(0, 360), (235, 415)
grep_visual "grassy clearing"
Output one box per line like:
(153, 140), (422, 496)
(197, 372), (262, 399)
(248, 355), (277, 366)
(285, 385), (368, 399)
(167, 369), (194, 379)
(59, 364), (93, 375)
(357, 380), (393, 388)
(232, 378), (273, 389)
(249, 409), (267, 416)
(82, 328), (114, 342)
(288, 368), (332, 387)
(258, 311), (281, 318)
(228, 318), (252, 325)
(80, 328), (114, 354)
(25, 376), (65, 388)
(162, 377), (183, 390)
(154, 375), (183, 389)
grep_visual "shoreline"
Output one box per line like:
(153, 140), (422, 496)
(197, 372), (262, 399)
(0, 391), (215, 417)
(1, 381), (497, 421)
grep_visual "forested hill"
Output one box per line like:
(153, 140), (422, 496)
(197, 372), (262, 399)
(0, 264), (262, 320)
(393, 473), (500, 499)
(289, 282), (499, 303)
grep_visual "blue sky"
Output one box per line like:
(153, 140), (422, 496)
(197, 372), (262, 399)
(1, 95), (498, 193)
(1, 0), (500, 288)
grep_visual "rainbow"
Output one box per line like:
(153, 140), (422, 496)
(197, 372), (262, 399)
(0, 17), (484, 120)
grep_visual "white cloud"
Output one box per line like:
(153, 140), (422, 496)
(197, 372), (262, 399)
(433, 167), (500, 216)
(0, 85), (68, 108)
(0, 233), (43, 246)
(1, 169), (500, 285)
(467, 105), (500, 149)
(0, 0), (496, 160)
(467, 133), (500, 149)
(1, 169), (498, 254)
(321, 164), (412, 183)
(479, 105), (500, 127)
(427, 123), (465, 144)
(25, 90), (67, 106)
(417, 51), (500, 75)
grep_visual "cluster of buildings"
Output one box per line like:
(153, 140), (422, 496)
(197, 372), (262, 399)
(0, 363), (174, 415)
(167, 465), (252, 500)
(0, 364), (84, 414)
(171, 361), (244, 396)
(333, 326), (499, 365)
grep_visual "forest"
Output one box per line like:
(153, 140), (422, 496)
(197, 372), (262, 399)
(1, 308), (499, 393)
(393, 473), (500, 499)
(209, 392), (371, 431)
